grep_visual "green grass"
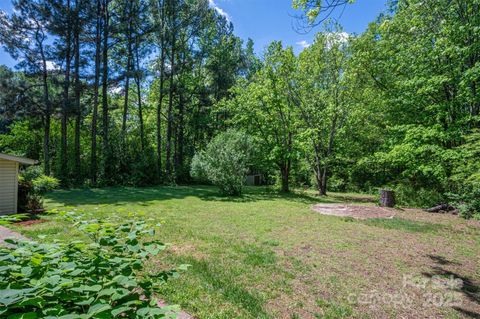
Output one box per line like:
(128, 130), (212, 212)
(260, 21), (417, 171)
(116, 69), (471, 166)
(362, 217), (447, 234)
(9, 185), (480, 319)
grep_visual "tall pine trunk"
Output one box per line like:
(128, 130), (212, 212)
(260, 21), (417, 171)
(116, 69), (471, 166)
(122, 55), (131, 145)
(40, 46), (51, 176)
(101, 0), (110, 180)
(121, 0), (133, 146)
(156, 0), (166, 178)
(134, 44), (145, 152)
(91, 0), (102, 184)
(73, 0), (81, 183)
(61, 0), (72, 181)
(175, 89), (184, 173)
(166, 37), (175, 179)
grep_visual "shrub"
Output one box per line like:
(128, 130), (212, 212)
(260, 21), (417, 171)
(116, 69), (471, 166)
(18, 166), (59, 213)
(393, 183), (445, 208)
(32, 175), (59, 194)
(17, 179), (43, 212)
(446, 130), (480, 219)
(0, 214), (187, 318)
(191, 130), (254, 195)
(447, 183), (480, 219)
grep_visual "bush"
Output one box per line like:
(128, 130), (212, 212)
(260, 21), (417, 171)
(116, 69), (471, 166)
(447, 183), (480, 219)
(18, 166), (59, 213)
(392, 183), (444, 208)
(18, 179), (43, 212)
(191, 130), (254, 196)
(0, 214), (187, 318)
(446, 130), (480, 219)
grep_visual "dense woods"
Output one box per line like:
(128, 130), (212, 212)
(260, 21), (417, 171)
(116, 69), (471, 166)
(0, 0), (479, 217)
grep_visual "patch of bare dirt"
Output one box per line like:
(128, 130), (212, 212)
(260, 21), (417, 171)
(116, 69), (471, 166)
(399, 208), (480, 227)
(0, 225), (29, 247)
(267, 209), (480, 318)
(15, 219), (48, 227)
(312, 203), (397, 219)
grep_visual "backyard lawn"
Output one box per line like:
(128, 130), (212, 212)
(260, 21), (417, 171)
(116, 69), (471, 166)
(11, 186), (480, 319)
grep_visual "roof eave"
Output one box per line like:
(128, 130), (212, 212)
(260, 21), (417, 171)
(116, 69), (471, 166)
(0, 153), (38, 165)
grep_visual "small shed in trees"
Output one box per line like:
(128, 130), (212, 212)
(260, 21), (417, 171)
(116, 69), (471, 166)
(245, 174), (265, 186)
(0, 153), (37, 215)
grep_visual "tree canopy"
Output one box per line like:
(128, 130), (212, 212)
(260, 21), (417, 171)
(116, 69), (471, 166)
(0, 0), (479, 216)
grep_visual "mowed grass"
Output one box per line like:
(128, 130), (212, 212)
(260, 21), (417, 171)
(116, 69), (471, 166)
(11, 186), (480, 319)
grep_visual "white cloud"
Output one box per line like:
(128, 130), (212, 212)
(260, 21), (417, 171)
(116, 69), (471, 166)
(322, 32), (351, 50)
(336, 32), (350, 43)
(208, 0), (231, 21)
(326, 32), (350, 44)
(296, 40), (311, 49)
(45, 61), (60, 71)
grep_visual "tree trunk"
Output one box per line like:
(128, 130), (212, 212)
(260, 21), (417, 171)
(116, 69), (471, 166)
(166, 35), (175, 179)
(320, 166), (328, 196)
(155, 0), (166, 179)
(379, 190), (395, 208)
(122, 0), (133, 146)
(73, 5), (81, 184)
(280, 162), (290, 192)
(41, 53), (51, 176)
(175, 86), (184, 173)
(134, 43), (145, 152)
(101, 0), (110, 179)
(122, 54), (131, 145)
(313, 167), (327, 196)
(61, 0), (72, 181)
(91, 0), (101, 184)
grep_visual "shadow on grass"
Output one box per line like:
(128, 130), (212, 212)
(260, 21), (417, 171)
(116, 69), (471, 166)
(45, 185), (337, 207)
(327, 193), (376, 203)
(174, 255), (269, 318)
(361, 218), (447, 234)
(423, 255), (480, 318)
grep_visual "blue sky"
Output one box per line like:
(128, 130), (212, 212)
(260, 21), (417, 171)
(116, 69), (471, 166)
(0, 0), (388, 68)
(210, 0), (388, 54)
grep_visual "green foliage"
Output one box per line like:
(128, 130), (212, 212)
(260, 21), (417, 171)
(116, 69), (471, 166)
(21, 166), (60, 195)
(17, 167), (59, 213)
(292, 0), (356, 23)
(447, 184), (480, 220)
(227, 42), (299, 192)
(0, 214), (30, 226)
(0, 214), (185, 318)
(393, 184), (445, 208)
(0, 122), (42, 159)
(1, 0), (480, 220)
(446, 130), (480, 219)
(296, 27), (350, 195)
(191, 130), (254, 196)
(32, 175), (60, 195)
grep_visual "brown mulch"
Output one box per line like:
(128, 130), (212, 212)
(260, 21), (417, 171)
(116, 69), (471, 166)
(312, 203), (397, 219)
(15, 219), (48, 227)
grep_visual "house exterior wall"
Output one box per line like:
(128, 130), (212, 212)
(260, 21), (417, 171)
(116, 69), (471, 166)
(0, 158), (18, 215)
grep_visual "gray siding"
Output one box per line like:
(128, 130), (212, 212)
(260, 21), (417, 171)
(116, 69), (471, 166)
(0, 158), (18, 214)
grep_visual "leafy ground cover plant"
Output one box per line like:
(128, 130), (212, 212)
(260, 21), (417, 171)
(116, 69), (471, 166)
(0, 213), (187, 318)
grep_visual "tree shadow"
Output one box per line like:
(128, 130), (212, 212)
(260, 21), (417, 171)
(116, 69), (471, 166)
(198, 188), (337, 205)
(45, 185), (338, 207)
(423, 254), (480, 318)
(426, 254), (461, 266)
